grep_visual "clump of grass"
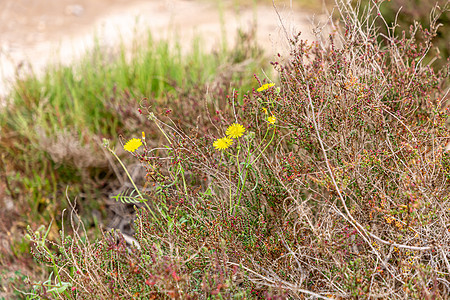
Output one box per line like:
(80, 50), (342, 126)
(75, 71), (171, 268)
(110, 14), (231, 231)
(27, 0), (450, 299)
(1, 28), (266, 297)
(1, 30), (263, 212)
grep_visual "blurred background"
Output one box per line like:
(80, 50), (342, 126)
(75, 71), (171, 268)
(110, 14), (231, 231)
(1, 0), (447, 96)
(0, 0), (323, 97)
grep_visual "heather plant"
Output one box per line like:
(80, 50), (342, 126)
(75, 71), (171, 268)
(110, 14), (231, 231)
(359, 0), (449, 68)
(26, 0), (450, 299)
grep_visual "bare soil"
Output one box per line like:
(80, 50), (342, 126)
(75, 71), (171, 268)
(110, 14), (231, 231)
(0, 0), (323, 96)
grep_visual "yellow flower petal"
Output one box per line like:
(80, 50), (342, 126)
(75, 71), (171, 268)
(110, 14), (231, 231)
(257, 83), (275, 92)
(226, 123), (246, 139)
(124, 138), (143, 152)
(213, 137), (233, 151)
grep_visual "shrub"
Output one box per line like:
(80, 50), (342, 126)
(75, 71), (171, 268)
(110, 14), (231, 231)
(362, 0), (449, 68)
(28, 0), (449, 298)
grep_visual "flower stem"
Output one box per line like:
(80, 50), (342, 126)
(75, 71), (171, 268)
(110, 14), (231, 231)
(107, 146), (160, 225)
(251, 126), (276, 164)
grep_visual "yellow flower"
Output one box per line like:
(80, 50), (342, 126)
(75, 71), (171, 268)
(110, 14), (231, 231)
(257, 83), (275, 92)
(226, 123), (246, 139)
(124, 138), (143, 152)
(262, 107), (268, 114)
(213, 137), (233, 150)
(267, 115), (276, 124)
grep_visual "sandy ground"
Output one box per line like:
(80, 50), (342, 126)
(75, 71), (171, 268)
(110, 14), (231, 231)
(0, 0), (326, 98)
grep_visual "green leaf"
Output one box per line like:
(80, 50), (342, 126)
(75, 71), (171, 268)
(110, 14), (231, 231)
(111, 188), (146, 204)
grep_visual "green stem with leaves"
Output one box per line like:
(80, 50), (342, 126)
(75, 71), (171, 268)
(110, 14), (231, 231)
(104, 142), (162, 227)
(233, 125), (276, 214)
(107, 147), (145, 202)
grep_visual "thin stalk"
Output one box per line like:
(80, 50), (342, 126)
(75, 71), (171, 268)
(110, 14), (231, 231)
(249, 125), (271, 159)
(180, 164), (190, 202)
(107, 147), (145, 201)
(107, 146), (161, 227)
(234, 140), (253, 214)
(251, 126), (276, 164)
(234, 166), (249, 214)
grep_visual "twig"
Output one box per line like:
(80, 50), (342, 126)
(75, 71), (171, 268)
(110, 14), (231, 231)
(227, 262), (335, 300)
